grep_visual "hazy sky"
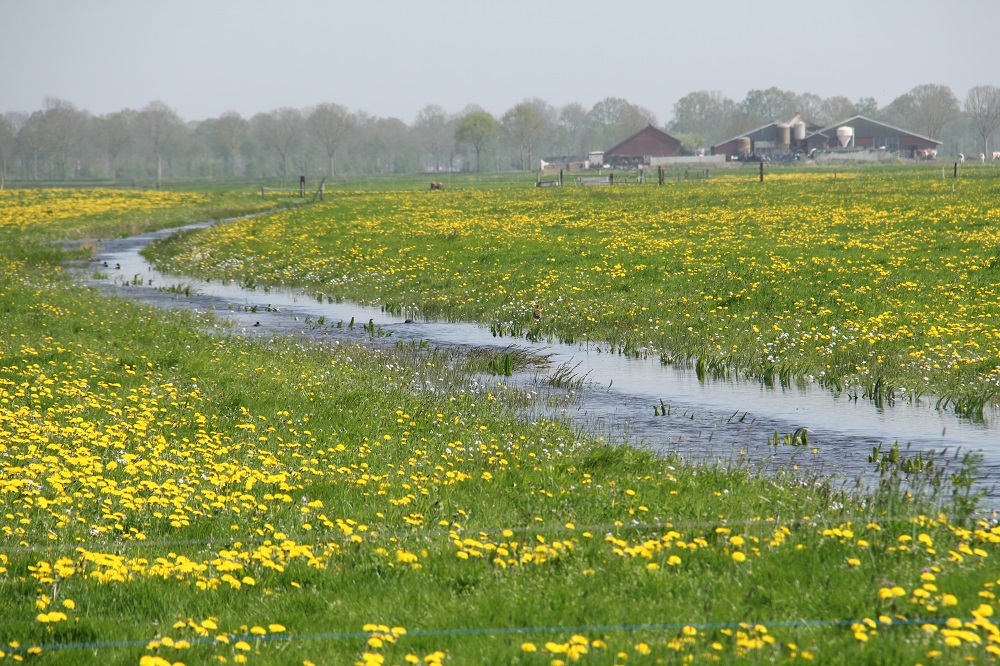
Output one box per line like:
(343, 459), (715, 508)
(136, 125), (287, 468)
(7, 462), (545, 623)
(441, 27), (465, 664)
(2, 0), (997, 124)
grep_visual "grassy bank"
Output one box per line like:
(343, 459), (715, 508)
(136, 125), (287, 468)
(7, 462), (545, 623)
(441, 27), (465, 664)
(144, 168), (1000, 414)
(0, 187), (998, 664)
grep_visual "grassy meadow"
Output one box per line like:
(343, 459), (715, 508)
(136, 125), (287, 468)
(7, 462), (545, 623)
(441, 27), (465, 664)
(146, 167), (1000, 414)
(1, 175), (999, 665)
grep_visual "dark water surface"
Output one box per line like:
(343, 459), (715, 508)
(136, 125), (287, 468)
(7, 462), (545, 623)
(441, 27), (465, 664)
(79, 221), (1000, 501)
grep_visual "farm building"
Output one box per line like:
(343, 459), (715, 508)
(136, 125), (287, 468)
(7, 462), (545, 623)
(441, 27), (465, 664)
(603, 125), (682, 167)
(712, 114), (822, 160)
(712, 114), (942, 160)
(804, 116), (941, 158)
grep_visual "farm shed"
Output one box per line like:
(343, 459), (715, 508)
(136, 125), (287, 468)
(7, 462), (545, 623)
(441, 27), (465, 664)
(712, 114), (822, 160)
(713, 114), (942, 160)
(805, 116), (941, 158)
(603, 125), (682, 168)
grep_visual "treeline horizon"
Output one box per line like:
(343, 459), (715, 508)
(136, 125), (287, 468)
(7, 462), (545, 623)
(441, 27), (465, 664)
(1, 83), (998, 183)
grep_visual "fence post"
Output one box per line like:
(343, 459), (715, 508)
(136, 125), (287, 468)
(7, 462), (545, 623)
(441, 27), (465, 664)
(954, 162), (958, 178)
(759, 161), (764, 182)
(299, 175), (306, 197)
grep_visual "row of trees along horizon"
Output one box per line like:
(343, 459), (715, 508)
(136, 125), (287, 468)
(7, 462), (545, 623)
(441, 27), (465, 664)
(2, 83), (999, 184)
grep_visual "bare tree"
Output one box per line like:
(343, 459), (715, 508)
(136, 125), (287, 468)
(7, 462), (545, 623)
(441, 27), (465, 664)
(138, 101), (183, 186)
(16, 111), (46, 180)
(211, 111), (248, 177)
(819, 96), (857, 125)
(308, 103), (355, 177)
(794, 92), (823, 123)
(253, 107), (303, 178)
(413, 105), (454, 172)
(558, 102), (590, 155)
(37, 98), (89, 179)
(965, 85), (1000, 156)
(617, 102), (657, 135)
(0, 113), (16, 181)
(350, 113), (417, 174)
(502, 100), (549, 170)
(94, 110), (133, 182)
(908, 84), (960, 138)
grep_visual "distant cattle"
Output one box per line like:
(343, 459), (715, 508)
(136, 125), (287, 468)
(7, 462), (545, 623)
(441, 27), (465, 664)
(915, 149), (937, 160)
(959, 153), (966, 163)
(430, 182), (443, 190)
(993, 151), (1000, 161)
(981, 153), (987, 163)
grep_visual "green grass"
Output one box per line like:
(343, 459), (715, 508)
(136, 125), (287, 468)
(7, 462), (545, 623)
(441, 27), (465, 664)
(0, 184), (998, 664)
(143, 167), (1000, 416)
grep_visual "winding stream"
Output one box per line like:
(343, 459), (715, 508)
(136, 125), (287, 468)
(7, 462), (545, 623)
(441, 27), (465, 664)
(78, 220), (1000, 499)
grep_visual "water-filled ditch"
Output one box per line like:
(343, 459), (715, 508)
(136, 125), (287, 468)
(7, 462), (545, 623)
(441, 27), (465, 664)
(78, 220), (1000, 503)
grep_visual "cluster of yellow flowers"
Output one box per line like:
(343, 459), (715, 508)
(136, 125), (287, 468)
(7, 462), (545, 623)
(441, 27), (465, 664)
(153, 175), (1000, 396)
(3, 184), (1000, 663)
(0, 188), (208, 236)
